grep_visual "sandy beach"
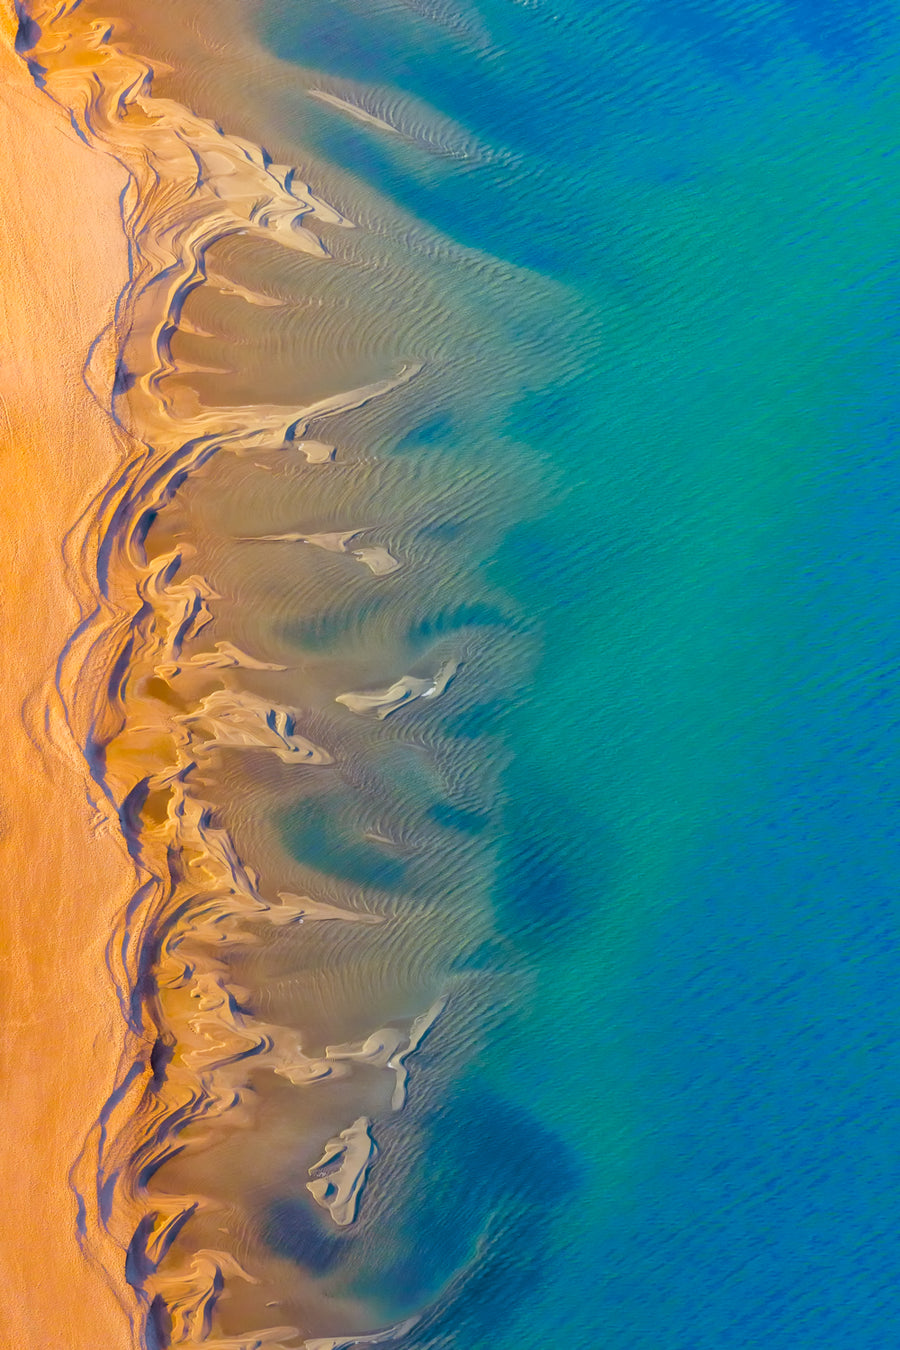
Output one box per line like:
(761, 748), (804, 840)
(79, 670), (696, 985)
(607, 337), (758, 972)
(0, 7), (135, 1345)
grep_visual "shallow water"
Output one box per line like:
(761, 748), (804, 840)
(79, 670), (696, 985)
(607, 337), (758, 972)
(20, 0), (900, 1345)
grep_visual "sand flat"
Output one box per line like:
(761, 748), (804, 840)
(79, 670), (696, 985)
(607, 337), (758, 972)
(0, 9), (134, 1346)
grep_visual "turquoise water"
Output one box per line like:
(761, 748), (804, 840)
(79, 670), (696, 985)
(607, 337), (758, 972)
(247, 0), (900, 1344)
(125, 0), (900, 1342)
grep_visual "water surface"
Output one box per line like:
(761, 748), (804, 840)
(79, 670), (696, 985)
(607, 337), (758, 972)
(28, 0), (900, 1344)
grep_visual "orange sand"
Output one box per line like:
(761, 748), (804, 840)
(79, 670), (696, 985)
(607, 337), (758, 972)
(0, 8), (134, 1346)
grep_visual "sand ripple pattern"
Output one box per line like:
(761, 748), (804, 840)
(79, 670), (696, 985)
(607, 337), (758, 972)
(307, 82), (497, 163)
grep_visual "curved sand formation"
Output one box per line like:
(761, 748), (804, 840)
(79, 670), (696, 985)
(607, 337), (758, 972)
(241, 530), (402, 577)
(12, 3), (448, 1346)
(336, 660), (459, 720)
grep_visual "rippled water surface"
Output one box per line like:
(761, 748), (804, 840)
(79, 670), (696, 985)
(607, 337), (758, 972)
(30, 0), (900, 1344)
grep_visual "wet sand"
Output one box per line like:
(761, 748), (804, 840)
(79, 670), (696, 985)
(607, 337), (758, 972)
(0, 9), (135, 1346)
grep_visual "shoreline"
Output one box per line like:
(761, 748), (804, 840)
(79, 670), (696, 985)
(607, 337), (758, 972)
(5, 0), (470, 1340)
(0, 7), (136, 1347)
(10, 4), (423, 1344)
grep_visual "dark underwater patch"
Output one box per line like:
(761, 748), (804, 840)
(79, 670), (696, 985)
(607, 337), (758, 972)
(396, 413), (455, 452)
(378, 1081), (581, 1335)
(279, 795), (407, 892)
(261, 1196), (346, 1275)
(427, 801), (489, 835)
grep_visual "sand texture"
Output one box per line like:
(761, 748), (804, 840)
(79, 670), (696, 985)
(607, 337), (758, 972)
(0, 5), (136, 1347)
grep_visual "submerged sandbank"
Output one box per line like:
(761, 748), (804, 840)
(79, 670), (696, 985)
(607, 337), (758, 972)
(0, 7), (135, 1348)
